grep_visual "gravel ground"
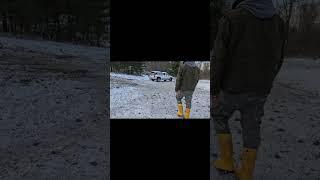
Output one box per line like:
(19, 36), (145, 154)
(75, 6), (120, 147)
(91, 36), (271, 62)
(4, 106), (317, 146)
(210, 58), (320, 180)
(110, 73), (210, 119)
(0, 37), (109, 180)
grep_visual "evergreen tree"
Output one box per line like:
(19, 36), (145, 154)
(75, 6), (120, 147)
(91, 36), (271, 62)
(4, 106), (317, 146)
(110, 62), (146, 75)
(0, 0), (108, 46)
(168, 61), (180, 77)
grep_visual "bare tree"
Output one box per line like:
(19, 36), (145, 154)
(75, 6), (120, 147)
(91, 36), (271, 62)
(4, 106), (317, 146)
(274, 0), (298, 40)
(277, 0), (320, 57)
(299, 1), (319, 33)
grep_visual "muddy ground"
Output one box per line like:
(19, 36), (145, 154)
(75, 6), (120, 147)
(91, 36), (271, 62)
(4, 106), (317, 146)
(210, 58), (320, 180)
(0, 37), (109, 180)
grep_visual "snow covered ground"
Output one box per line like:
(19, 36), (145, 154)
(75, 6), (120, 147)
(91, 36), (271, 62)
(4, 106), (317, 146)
(0, 36), (109, 180)
(0, 36), (109, 61)
(110, 73), (210, 119)
(211, 58), (320, 179)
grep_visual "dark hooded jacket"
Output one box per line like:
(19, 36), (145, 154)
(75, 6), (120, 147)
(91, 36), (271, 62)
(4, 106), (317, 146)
(175, 61), (200, 92)
(212, 0), (286, 95)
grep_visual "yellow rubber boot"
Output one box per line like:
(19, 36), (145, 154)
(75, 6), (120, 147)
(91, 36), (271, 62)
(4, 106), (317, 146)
(235, 148), (257, 180)
(177, 104), (183, 117)
(184, 108), (191, 119)
(213, 134), (235, 172)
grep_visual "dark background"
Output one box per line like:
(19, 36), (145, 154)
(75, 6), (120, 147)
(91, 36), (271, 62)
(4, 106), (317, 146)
(111, 119), (210, 179)
(0, 0), (109, 47)
(111, 0), (210, 61)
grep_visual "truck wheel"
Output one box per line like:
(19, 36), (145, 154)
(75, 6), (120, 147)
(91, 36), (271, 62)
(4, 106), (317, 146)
(157, 77), (160, 82)
(169, 78), (172, 81)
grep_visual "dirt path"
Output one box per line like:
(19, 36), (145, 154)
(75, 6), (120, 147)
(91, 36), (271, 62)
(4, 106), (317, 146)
(110, 73), (210, 119)
(210, 58), (320, 179)
(0, 38), (109, 180)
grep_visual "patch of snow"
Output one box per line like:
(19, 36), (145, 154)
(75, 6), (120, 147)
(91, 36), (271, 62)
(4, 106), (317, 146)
(110, 73), (149, 81)
(110, 86), (143, 106)
(196, 80), (210, 91)
(0, 36), (108, 60)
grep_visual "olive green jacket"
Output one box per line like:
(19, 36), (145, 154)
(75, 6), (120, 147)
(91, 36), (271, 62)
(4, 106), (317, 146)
(212, 7), (286, 96)
(175, 62), (200, 92)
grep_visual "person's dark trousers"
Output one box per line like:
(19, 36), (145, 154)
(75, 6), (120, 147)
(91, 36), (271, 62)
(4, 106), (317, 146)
(212, 91), (268, 149)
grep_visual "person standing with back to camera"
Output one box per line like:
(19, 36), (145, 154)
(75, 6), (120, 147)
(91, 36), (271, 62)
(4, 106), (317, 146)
(175, 61), (200, 119)
(212, 0), (286, 179)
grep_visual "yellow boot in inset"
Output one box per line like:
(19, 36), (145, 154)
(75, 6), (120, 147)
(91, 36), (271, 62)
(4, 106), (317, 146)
(213, 134), (235, 172)
(184, 108), (191, 119)
(177, 103), (183, 117)
(235, 148), (257, 180)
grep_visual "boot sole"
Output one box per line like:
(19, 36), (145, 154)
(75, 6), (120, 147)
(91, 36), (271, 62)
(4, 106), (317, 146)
(215, 168), (235, 174)
(213, 160), (235, 173)
(213, 163), (235, 174)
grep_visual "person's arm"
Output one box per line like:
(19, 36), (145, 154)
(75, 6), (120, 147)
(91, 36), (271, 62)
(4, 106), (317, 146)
(175, 62), (184, 92)
(212, 16), (231, 96)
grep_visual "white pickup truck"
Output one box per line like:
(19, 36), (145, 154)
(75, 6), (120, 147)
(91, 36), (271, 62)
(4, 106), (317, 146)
(149, 71), (173, 82)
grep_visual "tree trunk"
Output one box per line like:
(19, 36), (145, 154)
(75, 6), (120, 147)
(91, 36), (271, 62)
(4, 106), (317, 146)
(286, 2), (294, 42)
(20, 24), (23, 34)
(55, 14), (60, 41)
(9, 16), (14, 33)
(2, 12), (8, 32)
(25, 23), (31, 34)
(68, 16), (74, 41)
(46, 17), (49, 39)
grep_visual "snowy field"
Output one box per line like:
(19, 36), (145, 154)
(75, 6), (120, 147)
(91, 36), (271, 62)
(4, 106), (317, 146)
(0, 36), (109, 180)
(110, 73), (210, 119)
(211, 58), (320, 179)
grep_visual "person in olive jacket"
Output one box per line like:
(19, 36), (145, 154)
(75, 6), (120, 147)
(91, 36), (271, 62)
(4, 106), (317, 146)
(212, 0), (286, 179)
(175, 61), (200, 119)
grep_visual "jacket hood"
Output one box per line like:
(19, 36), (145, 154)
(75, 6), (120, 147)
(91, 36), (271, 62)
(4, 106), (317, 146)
(184, 61), (197, 67)
(237, 0), (276, 19)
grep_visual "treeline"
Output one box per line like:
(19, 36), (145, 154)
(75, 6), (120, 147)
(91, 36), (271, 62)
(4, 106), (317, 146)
(111, 61), (210, 79)
(284, 1), (320, 57)
(144, 62), (180, 76)
(0, 0), (109, 47)
(199, 62), (210, 80)
(110, 62), (180, 76)
(211, 0), (320, 57)
(110, 62), (147, 76)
